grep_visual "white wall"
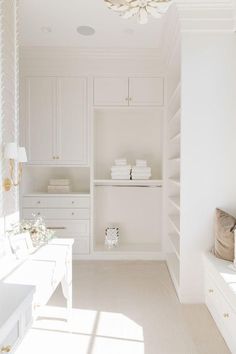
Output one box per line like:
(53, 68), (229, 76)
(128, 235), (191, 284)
(0, 0), (19, 235)
(181, 32), (236, 302)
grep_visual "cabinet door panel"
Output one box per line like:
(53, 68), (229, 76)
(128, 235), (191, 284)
(25, 77), (56, 163)
(94, 77), (128, 106)
(129, 77), (164, 106)
(57, 77), (88, 165)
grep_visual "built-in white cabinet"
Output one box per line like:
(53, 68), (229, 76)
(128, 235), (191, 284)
(24, 77), (88, 165)
(93, 77), (163, 106)
(22, 194), (90, 256)
(129, 78), (164, 106)
(93, 77), (128, 106)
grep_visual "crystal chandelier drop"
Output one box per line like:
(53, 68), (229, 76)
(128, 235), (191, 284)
(104, 0), (172, 24)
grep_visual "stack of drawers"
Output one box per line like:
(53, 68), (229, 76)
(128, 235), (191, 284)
(204, 253), (236, 353)
(22, 194), (90, 255)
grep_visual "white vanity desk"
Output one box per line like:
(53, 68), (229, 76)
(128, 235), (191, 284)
(0, 238), (73, 353)
(0, 283), (35, 353)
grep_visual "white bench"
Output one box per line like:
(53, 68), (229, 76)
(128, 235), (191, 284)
(204, 252), (236, 353)
(0, 237), (74, 353)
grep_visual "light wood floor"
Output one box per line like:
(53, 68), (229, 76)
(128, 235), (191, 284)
(16, 261), (230, 354)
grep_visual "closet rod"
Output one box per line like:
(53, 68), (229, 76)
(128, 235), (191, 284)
(95, 185), (162, 188)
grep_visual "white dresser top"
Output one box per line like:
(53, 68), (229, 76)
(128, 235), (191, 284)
(0, 283), (35, 329)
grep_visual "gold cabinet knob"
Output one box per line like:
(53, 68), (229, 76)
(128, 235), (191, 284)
(1, 345), (11, 353)
(224, 313), (229, 318)
(208, 289), (214, 293)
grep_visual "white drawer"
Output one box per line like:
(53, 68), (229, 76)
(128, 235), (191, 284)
(45, 220), (89, 238)
(0, 320), (20, 353)
(23, 208), (90, 220)
(205, 274), (236, 353)
(23, 196), (90, 209)
(73, 238), (89, 255)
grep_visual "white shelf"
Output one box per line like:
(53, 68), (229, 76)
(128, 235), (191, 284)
(168, 157), (180, 162)
(170, 132), (180, 143)
(168, 215), (180, 234)
(23, 193), (90, 197)
(168, 82), (181, 107)
(168, 177), (180, 186)
(166, 253), (180, 289)
(169, 196), (180, 210)
(94, 179), (163, 187)
(168, 107), (181, 123)
(169, 232), (180, 259)
(94, 242), (161, 253)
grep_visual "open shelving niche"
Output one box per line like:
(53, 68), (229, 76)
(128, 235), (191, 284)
(166, 81), (181, 294)
(91, 106), (164, 258)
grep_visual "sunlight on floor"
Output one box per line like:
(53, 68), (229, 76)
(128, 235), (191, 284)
(16, 306), (144, 354)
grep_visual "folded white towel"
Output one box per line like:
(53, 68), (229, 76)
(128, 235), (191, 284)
(111, 175), (130, 180)
(48, 185), (71, 193)
(111, 173), (130, 178)
(132, 166), (151, 173)
(115, 159), (127, 166)
(132, 175), (151, 180)
(136, 160), (147, 167)
(49, 179), (70, 186)
(111, 165), (131, 172)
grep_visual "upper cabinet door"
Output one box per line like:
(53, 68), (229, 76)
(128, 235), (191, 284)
(56, 77), (88, 165)
(93, 77), (128, 106)
(129, 77), (164, 106)
(25, 77), (56, 164)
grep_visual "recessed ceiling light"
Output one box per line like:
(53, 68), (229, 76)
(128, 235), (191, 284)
(41, 26), (52, 33)
(77, 26), (95, 36)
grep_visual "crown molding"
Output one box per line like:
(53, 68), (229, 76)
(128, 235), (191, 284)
(20, 46), (162, 61)
(174, 0), (235, 31)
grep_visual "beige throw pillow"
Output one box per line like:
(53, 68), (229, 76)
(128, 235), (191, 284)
(214, 208), (236, 262)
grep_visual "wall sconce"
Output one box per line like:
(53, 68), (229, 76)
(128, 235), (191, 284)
(3, 143), (28, 192)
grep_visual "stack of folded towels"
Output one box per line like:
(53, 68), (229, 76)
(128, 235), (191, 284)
(131, 160), (151, 180)
(48, 179), (71, 193)
(111, 159), (131, 180)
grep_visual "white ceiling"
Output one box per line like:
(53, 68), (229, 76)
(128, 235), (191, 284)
(19, 0), (165, 48)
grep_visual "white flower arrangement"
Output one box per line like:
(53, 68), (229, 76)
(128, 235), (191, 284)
(8, 214), (55, 247)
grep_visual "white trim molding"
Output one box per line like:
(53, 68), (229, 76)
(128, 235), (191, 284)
(175, 0), (236, 31)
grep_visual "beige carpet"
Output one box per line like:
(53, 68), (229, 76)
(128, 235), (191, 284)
(16, 261), (230, 354)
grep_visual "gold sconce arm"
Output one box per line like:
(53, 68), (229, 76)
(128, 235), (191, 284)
(3, 144), (27, 191)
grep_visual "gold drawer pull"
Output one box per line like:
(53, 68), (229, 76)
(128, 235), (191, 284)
(224, 313), (230, 318)
(1, 345), (11, 352)
(208, 289), (214, 293)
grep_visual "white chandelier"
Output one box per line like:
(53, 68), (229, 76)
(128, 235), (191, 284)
(104, 0), (172, 24)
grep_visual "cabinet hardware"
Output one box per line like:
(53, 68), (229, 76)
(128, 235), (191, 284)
(53, 156), (55, 159)
(208, 289), (214, 293)
(125, 97), (129, 101)
(129, 97), (132, 101)
(57, 156), (60, 159)
(223, 313), (229, 318)
(37, 201), (41, 204)
(37, 212), (41, 216)
(1, 345), (11, 352)
(72, 212), (74, 215)
(47, 227), (66, 230)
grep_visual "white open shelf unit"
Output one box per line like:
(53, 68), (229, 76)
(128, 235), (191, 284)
(166, 80), (181, 294)
(92, 105), (164, 258)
